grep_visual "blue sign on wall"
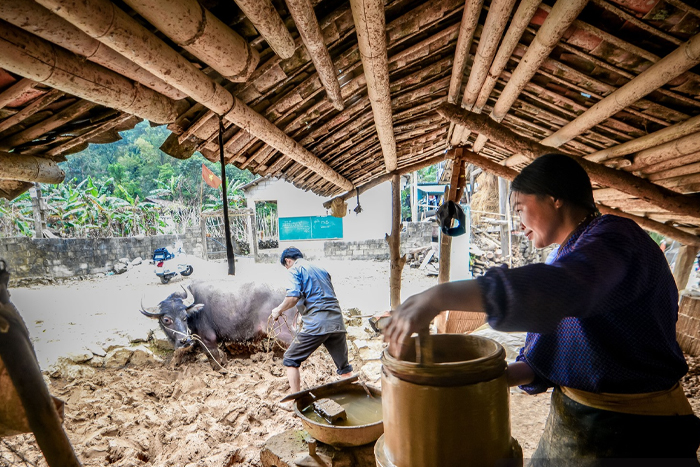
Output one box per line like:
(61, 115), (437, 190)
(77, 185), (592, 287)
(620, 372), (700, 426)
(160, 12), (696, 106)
(279, 216), (343, 241)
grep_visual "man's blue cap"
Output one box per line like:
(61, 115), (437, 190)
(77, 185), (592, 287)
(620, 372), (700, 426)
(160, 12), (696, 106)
(280, 247), (303, 265)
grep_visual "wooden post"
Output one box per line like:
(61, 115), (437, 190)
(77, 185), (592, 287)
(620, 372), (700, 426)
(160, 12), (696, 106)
(218, 118), (235, 275)
(438, 103), (700, 219)
(673, 245), (700, 291)
(248, 208), (259, 261)
(438, 153), (467, 284)
(498, 177), (509, 256)
(411, 171), (418, 222)
(387, 174), (406, 309)
(29, 183), (46, 239)
(200, 213), (208, 261)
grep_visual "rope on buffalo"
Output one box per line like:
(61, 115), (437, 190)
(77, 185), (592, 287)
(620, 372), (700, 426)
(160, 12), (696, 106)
(168, 328), (227, 372)
(265, 313), (296, 355)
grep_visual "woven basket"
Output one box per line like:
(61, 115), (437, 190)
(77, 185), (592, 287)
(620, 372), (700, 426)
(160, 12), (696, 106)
(435, 310), (486, 334)
(677, 293), (700, 356)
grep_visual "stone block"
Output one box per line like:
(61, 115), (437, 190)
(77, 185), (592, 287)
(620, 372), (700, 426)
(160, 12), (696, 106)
(104, 348), (133, 369)
(129, 345), (163, 366)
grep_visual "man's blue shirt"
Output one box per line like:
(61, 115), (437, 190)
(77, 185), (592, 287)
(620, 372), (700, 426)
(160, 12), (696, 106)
(286, 259), (346, 335)
(477, 214), (687, 394)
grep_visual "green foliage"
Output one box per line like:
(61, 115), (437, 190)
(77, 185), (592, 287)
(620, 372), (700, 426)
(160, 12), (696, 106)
(0, 121), (257, 238)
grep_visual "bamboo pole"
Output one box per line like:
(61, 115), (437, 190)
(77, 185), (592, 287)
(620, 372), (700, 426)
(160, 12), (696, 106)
(629, 132), (700, 171)
(540, 32), (700, 148)
(585, 113), (700, 163)
(0, 89), (64, 135)
(0, 78), (36, 110)
(461, 0), (516, 108)
(349, 0), (397, 172)
(0, 21), (177, 124)
(0, 100), (97, 151)
(459, 149), (700, 246)
(451, 0), (515, 146)
(234, 0), (296, 59)
(45, 113), (134, 157)
(0, 0), (186, 100)
(474, 0), (588, 153)
(473, 0), (540, 112)
(122, 0), (259, 82)
(439, 103), (700, 219)
(447, 0), (483, 104)
(287, 0), (344, 110)
(439, 152), (466, 284)
(36, 0), (353, 192)
(0, 152), (65, 183)
(387, 173), (406, 309)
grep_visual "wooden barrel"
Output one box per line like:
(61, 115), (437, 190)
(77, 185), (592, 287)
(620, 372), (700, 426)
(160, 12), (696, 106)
(376, 334), (519, 467)
(677, 293), (700, 356)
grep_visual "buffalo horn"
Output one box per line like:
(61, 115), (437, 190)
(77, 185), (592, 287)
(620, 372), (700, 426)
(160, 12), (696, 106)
(140, 297), (162, 318)
(182, 285), (195, 308)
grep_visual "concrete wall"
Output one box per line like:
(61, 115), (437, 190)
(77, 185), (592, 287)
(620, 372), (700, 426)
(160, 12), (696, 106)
(323, 222), (433, 260)
(244, 178), (392, 245)
(0, 228), (203, 283)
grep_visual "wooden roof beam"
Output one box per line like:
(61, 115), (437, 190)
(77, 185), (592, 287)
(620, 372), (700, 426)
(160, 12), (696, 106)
(540, 32), (700, 148)
(585, 113), (700, 163)
(323, 151), (449, 208)
(234, 0), (295, 59)
(0, 99), (97, 151)
(438, 102), (700, 219)
(0, 89), (64, 135)
(446, 0), (483, 105)
(0, 22), (177, 124)
(350, 0), (397, 172)
(122, 0), (259, 82)
(45, 113), (134, 158)
(0, 0), (186, 100)
(287, 0), (344, 111)
(38, 0), (353, 191)
(460, 148), (700, 246)
(0, 78), (36, 110)
(473, 0), (588, 153)
(451, 0), (520, 146)
(0, 151), (64, 183)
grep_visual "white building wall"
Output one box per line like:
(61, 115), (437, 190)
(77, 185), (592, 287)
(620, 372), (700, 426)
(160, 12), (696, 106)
(244, 178), (392, 244)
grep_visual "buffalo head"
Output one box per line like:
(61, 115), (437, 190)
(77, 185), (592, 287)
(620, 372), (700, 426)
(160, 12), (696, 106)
(140, 286), (205, 349)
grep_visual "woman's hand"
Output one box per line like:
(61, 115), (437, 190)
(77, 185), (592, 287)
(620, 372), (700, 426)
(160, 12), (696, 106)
(384, 287), (444, 356)
(383, 280), (486, 357)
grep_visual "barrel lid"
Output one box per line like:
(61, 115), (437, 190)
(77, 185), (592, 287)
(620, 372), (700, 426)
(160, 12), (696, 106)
(381, 334), (506, 386)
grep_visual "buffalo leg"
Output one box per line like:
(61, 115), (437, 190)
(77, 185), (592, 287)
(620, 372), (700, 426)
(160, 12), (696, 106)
(0, 261), (82, 467)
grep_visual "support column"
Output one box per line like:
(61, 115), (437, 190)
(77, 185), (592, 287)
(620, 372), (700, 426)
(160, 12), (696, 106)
(387, 174), (406, 309)
(498, 177), (509, 256)
(29, 183), (46, 239)
(248, 208), (259, 261)
(438, 156), (467, 284)
(673, 245), (700, 291)
(411, 171), (418, 222)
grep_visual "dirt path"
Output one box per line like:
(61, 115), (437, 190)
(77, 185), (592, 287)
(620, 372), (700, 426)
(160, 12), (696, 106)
(3, 257), (698, 465)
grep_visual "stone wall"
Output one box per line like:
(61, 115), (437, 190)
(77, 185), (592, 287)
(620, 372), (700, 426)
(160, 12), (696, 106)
(0, 228), (203, 284)
(323, 222), (433, 260)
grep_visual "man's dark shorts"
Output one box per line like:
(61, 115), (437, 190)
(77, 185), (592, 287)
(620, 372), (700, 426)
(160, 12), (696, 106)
(283, 332), (353, 375)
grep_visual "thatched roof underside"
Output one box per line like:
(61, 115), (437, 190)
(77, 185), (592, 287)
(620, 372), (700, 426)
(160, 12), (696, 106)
(2, 0), (700, 236)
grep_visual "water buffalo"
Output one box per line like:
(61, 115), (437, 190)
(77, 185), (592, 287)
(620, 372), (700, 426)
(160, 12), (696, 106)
(140, 281), (296, 369)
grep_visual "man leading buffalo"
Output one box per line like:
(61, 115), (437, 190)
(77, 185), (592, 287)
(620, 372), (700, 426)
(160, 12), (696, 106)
(271, 247), (353, 393)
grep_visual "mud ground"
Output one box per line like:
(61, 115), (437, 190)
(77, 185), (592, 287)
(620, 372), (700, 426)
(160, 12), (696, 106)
(2, 256), (699, 465)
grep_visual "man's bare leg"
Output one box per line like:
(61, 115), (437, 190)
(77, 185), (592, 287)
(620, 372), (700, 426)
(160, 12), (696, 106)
(287, 366), (301, 393)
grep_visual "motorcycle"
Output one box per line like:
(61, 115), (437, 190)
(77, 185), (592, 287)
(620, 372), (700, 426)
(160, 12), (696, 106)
(153, 241), (193, 284)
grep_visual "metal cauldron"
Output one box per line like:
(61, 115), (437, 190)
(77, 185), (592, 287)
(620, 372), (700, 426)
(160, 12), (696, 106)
(293, 381), (383, 448)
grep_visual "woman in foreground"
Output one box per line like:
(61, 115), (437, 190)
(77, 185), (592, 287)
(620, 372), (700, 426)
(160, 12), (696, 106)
(385, 154), (700, 464)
